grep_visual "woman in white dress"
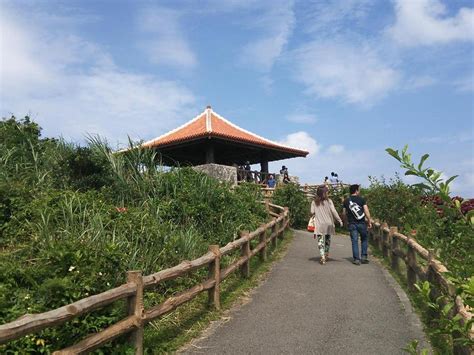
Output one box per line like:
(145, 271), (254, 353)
(311, 186), (343, 264)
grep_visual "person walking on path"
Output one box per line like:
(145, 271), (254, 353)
(343, 184), (372, 266)
(310, 186), (343, 265)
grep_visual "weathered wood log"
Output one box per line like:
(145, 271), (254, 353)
(259, 223), (267, 262)
(143, 252), (215, 288)
(406, 236), (417, 292)
(54, 315), (139, 354)
(269, 211), (279, 217)
(240, 231), (251, 278)
(455, 296), (473, 332)
(0, 283), (137, 344)
(220, 234), (250, 257)
(390, 227), (399, 273)
(144, 279), (215, 322)
(208, 245), (221, 310)
(393, 248), (407, 260)
(392, 231), (407, 242)
(267, 202), (285, 212)
(220, 255), (249, 281)
(250, 240), (266, 258)
(409, 261), (427, 282)
(407, 238), (429, 260)
(126, 271), (144, 354)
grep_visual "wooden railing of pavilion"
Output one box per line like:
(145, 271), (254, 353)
(369, 221), (473, 354)
(0, 204), (290, 354)
(237, 169), (275, 184)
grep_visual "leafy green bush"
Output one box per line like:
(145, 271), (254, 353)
(272, 183), (309, 229)
(0, 116), (268, 352)
(367, 146), (474, 353)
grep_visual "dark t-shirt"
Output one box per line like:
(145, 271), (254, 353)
(343, 195), (367, 224)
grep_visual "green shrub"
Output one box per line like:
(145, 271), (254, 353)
(272, 183), (309, 229)
(0, 116), (268, 352)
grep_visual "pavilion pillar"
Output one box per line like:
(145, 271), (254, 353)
(205, 141), (215, 164)
(260, 151), (268, 173)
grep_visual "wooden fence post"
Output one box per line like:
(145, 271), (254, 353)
(382, 227), (390, 259)
(240, 231), (250, 278)
(272, 219), (278, 249)
(259, 224), (267, 262)
(208, 245), (221, 310)
(379, 222), (387, 251)
(406, 237), (417, 292)
(390, 227), (399, 273)
(426, 248), (437, 299)
(126, 271), (144, 355)
(281, 208), (289, 239)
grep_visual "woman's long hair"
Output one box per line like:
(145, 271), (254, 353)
(314, 186), (329, 206)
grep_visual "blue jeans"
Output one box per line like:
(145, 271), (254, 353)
(348, 222), (368, 261)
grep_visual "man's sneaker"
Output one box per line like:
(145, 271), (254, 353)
(361, 258), (369, 264)
(352, 259), (361, 266)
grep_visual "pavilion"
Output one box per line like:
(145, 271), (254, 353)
(141, 106), (308, 174)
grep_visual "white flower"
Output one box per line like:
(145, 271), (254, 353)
(24, 294), (30, 300)
(68, 266), (76, 272)
(107, 282), (110, 286)
(98, 272), (103, 276)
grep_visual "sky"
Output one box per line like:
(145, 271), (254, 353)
(0, 0), (473, 196)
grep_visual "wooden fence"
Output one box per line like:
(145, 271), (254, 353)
(261, 183), (350, 200)
(369, 221), (473, 354)
(0, 204), (290, 354)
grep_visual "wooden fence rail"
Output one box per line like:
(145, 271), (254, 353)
(369, 220), (473, 355)
(0, 204), (290, 354)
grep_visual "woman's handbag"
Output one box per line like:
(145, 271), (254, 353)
(307, 216), (315, 232)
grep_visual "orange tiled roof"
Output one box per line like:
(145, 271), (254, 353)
(142, 107), (308, 156)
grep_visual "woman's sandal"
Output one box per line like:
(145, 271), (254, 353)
(319, 256), (326, 265)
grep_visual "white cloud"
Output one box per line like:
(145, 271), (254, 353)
(388, 0), (474, 47)
(302, 0), (374, 35)
(136, 6), (197, 69)
(286, 113), (317, 124)
(240, 1), (295, 72)
(327, 144), (345, 154)
(404, 75), (437, 90)
(270, 144), (380, 186)
(0, 3), (196, 144)
(279, 131), (320, 155)
(292, 41), (399, 105)
(454, 76), (474, 93)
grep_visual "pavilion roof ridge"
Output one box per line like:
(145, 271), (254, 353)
(142, 109), (206, 148)
(210, 110), (308, 154)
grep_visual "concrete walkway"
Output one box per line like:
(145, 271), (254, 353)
(181, 230), (429, 355)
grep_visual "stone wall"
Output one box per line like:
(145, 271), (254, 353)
(193, 163), (238, 185)
(276, 174), (299, 185)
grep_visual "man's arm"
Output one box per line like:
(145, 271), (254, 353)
(363, 205), (372, 228)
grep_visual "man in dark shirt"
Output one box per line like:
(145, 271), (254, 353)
(343, 184), (372, 265)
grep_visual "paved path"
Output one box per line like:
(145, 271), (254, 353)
(182, 230), (429, 355)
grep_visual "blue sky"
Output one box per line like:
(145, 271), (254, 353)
(1, 0), (473, 196)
